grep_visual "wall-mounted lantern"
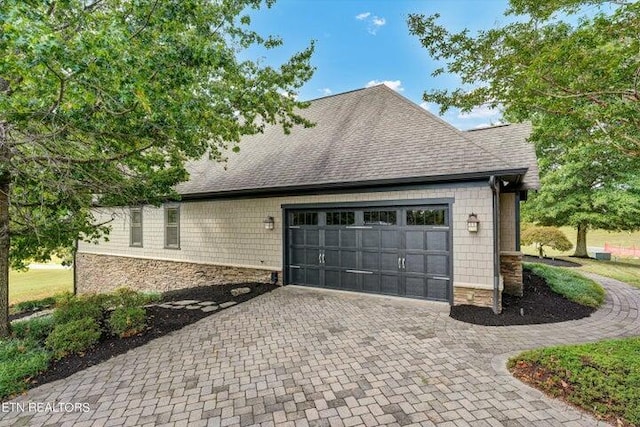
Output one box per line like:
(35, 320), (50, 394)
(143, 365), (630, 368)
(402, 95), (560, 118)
(467, 213), (479, 233)
(263, 216), (275, 230)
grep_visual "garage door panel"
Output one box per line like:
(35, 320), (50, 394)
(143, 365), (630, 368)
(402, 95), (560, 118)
(305, 248), (320, 265)
(362, 251), (379, 270)
(307, 268), (321, 286)
(291, 248), (305, 265)
(290, 267), (304, 284)
(325, 229), (340, 247)
(324, 249), (340, 267)
(362, 230), (380, 248)
(341, 250), (357, 269)
(291, 229), (304, 245)
(426, 231), (448, 251)
(381, 230), (400, 249)
(380, 274), (400, 295)
(341, 230), (357, 248)
(341, 271), (359, 290)
(405, 253), (425, 273)
(405, 276), (426, 298)
(427, 279), (449, 301)
(306, 230), (320, 246)
(362, 275), (379, 293)
(380, 252), (399, 271)
(427, 255), (449, 276)
(325, 270), (340, 288)
(405, 231), (425, 250)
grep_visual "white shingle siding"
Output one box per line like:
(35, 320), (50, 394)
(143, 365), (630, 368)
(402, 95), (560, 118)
(79, 184), (495, 289)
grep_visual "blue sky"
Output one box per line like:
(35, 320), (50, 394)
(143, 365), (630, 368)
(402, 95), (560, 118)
(247, 0), (514, 130)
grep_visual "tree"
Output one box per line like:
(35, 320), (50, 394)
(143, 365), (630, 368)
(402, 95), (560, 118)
(407, 0), (640, 157)
(522, 135), (640, 257)
(521, 226), (573, 258)
(407, 0), (640, 256)
(0, 0), (315, 336)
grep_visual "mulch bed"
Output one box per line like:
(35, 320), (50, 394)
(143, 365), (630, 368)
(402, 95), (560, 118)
(450, 269), (596, 326)
(26, 282), (277, 389)
(522, 255), (581, 268)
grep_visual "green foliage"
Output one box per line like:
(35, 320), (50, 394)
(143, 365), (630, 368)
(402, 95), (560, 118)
(524, 263), (605, 307)
(107, 287), (156, 308)
(45, 318), (101, 359)
(53, 295), (104, 325)
(509, 337), (640, 425)
(10, 296), (56, 315)
(11, 316), (55, 342)
(521, 226), (573, 257)
(0, 338), (51, 399)
(108, 306), (147, 338)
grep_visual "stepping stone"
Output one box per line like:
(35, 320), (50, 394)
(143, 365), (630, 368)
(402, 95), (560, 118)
(172, 300), (200, 306)
(201, 305), (219, 313)
(219, 301), (237, 309)
(158, 304), (178, 309)
(199, 301), (218, 306)
(230, 287), (251, 297)
(185, 305), (202, 310)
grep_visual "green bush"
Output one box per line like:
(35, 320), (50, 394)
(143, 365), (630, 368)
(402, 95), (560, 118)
(10, 296), (57, 315)
(11, 316), (55, 342)
(522, 226), (573, 257)
(525, 263), (606, 307)
(53, 295), (104, 324)
(108, 306), (146, 338)
(45, 318), (101, 359)
(0, 338), (51, 399)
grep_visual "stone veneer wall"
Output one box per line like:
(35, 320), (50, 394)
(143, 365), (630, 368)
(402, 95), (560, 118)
(453, 286), (500, 311)
(76, 253), (273, 294)
(500, 251), (523, 296)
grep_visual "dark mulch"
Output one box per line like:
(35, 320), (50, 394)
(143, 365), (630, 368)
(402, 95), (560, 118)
(523, 255), (581, 268)
(27, 282), (277, 389)
(450, 269), (596, 326)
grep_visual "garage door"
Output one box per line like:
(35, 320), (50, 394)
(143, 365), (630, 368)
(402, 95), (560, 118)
(286, 205), (451, 302)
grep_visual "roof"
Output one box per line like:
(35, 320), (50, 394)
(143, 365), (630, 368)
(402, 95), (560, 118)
(177, 85), (538, 197)
(465, 123), (540, 190)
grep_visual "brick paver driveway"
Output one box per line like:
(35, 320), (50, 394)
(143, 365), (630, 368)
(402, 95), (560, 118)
(2, 273), (639, 427)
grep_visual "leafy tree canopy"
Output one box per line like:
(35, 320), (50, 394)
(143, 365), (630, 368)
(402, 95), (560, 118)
(408, 0), (640, 157)
(521, 225), (573, 257)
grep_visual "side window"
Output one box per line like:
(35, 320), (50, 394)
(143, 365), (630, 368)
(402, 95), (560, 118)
(291, 212), (318, 226)
(406, 208), (447, 226)
(130, 207), (143, 247)
(363, 210), (397, 225)
(165, 205), (180, 249)
(325, 211), (355, 226)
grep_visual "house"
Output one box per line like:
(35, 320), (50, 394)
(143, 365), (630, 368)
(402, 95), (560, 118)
(75, 85), (539, 313)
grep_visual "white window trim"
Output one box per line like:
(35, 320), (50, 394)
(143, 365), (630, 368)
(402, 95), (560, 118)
(130, 207), (143, 248)
(164, 205), (180, 249)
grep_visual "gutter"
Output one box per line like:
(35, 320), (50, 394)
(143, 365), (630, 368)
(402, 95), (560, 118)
(489, 176), (501, 314)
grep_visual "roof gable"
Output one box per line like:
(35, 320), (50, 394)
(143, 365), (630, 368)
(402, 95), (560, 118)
(177, 85), (530, 196)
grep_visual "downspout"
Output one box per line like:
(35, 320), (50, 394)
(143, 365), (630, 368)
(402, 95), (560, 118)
(73, 239), (78, 295)
(489, 176), (500, 314)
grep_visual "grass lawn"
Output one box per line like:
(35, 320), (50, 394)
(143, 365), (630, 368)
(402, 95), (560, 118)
(9, 269), (73, 306)
(509, 337), (640, 426)
(524, 263), (605, 307)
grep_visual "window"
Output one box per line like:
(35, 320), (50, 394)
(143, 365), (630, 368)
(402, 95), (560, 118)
(291, 212), (318, 226)
(326, 211), (355, 226)
(406, 208), (447, 226)
(130, 208), (143, 247)
(363, 210), (397, 225)
(165, 205), (180, 249)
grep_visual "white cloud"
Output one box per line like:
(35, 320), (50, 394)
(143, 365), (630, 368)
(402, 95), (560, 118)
(419, 102), (430, 111)
(320, 88), (332, 96)
(355, 12), (386, 35)
(457, 105), (500, 119)
(366, 80), (404, 92)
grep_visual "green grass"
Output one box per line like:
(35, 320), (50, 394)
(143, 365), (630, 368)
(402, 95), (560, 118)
(572, 257), (640, 289)
(524, 263), (605, 307)
(9, 268), (73, 306)
(509, 337), (640, 425)
(0, 338), (52, 399)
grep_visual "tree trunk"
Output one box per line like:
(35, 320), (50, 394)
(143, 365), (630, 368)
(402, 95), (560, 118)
(0, 122), (10, 337)
(573, 223), (589, 258)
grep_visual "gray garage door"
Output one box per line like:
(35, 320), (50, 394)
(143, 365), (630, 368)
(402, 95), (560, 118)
(286, 205), (451, 302)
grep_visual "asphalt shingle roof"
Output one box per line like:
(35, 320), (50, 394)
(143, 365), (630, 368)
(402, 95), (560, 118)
(177, 85), (538, 196)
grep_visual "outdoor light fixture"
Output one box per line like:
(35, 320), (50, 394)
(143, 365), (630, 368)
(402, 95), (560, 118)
(263, 216), (275, 230)
(467, 213), (479, 233)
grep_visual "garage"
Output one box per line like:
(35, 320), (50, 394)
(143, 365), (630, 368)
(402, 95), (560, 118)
(284, 201), (452, 302)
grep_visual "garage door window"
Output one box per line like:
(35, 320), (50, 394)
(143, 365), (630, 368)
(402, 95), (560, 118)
(363, 210), (397, 225)
(407, 208), (447, 226)
(326, 211), (355, 226)
(291, 212), (318, 226)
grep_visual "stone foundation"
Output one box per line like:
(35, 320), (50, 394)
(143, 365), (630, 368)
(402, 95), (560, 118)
(76, 253), (274, 294)
(500, 251), (523, 296)
(453, 286), (501, 312)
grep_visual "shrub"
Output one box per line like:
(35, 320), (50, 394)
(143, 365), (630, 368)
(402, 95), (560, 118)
(45, 318), (101, 359)
(10, 296), (57, 315)
(0, 338), (51, 399)
(53, 295), (104, 325)
(108, 306), (147, 338)
(11, 316), (55, 342)
(522, 226), (573, 257)
(525, 263), (606, 307)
